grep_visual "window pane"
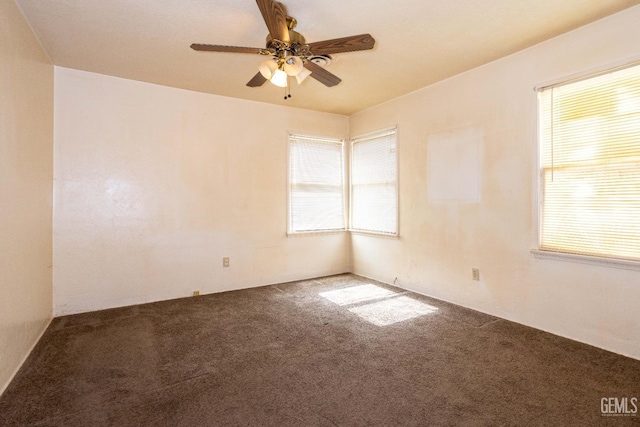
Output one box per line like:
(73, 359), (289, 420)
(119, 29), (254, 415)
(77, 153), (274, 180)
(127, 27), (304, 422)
(351, 129), (398, 234)
(289, 135), (345, 233)
(538, 63), (640, 260)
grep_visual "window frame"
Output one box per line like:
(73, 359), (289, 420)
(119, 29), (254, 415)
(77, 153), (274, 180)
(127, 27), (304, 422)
(287, 132), (347, 236)
(349, 126), (399, 238)
(532, 61), (640, 269)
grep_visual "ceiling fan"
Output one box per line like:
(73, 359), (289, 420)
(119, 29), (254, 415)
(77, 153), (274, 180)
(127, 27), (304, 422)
(191, 0), (375, 94)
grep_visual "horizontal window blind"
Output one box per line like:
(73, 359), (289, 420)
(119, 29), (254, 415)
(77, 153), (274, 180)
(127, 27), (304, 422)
(538, 63), (640, 261)
(289, 134), (345, 233)
(350, 128), (398, 235)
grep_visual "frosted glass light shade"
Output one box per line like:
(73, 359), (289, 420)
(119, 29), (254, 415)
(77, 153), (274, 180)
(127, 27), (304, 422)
(284, 56), (304, 76)
(295, 68), (312, 84)
(258, 59), (278, 79)
(270, 69), (288, 87)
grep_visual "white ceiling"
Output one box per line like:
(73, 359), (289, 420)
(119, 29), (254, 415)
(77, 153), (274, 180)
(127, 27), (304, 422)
(15, 0), (640, 115)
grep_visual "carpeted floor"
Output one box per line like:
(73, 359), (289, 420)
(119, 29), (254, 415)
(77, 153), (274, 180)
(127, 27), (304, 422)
(1, 274), (639, 426)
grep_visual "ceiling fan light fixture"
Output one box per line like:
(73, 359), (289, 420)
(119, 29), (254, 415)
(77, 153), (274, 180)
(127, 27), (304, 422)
(283, 56), (303, 76)
(270, 68), (288, 87)
(191, 0), (376, 92)
(258, 59), (278, 79)
(295, 68), (312, 84)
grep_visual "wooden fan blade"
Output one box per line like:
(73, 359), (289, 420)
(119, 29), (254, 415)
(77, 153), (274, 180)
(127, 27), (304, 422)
(246, 72), (268, 87)
(308, 34), (375, 55)
(256, 0), (289, 42)
(303, 61), (341, 87)
(191, 44), (264, 54)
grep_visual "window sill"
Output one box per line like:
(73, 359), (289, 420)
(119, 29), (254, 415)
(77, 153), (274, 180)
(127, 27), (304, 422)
(287, 229), (400, 239)
(287, 229), (347, 237)
(349, 229), (399, 239)
(530, 249), (640, 271)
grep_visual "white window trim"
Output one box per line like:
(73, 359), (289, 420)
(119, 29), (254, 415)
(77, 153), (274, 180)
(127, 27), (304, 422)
(530, 249), (640, 271)
(349, 229), (400, 239)
(532, 60), (640, 269)
(349, 126), (399, 238)
(533, 54), (640, 92)
(286, 132), (347, 236)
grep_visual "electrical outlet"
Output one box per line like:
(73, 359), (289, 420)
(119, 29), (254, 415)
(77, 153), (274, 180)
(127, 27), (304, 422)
(223, 257), (230, 268)
(193, 290), (200, 297)
(472, 268), (480, 281)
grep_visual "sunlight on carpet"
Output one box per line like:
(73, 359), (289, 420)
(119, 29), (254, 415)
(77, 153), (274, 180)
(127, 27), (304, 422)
(319, 284), (396, 306)
(319, 284), (438, 326)
(349, 296), (438, 326)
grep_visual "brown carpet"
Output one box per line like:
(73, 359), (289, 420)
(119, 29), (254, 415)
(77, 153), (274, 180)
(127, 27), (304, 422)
(1, 274), (639, 426)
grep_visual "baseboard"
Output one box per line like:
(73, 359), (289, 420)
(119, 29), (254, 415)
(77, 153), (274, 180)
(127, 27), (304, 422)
(353, 271), (640, 362)
(0, 316), (53, 397)
(54, 268), (352, 316)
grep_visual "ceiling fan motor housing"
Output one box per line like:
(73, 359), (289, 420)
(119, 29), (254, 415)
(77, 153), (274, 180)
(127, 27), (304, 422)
(266, 31), (306, 50)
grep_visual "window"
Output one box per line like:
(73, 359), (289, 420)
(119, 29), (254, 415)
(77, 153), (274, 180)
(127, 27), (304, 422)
(288, 134), (345, 233)
(537, 63), (640, 261)
(350, 127), (398, 235)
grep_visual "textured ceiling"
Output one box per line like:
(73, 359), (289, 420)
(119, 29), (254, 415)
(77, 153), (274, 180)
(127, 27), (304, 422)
(15, 0), (640, 115)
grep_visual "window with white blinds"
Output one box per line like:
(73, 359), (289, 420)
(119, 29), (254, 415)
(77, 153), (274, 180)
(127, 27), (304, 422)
(288, 134), (345, 233)
(350, 128), (398, 235)
(537, 62), (640, 261)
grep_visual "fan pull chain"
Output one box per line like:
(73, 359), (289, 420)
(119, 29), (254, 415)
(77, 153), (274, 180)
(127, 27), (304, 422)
(284, 77), (292, 100)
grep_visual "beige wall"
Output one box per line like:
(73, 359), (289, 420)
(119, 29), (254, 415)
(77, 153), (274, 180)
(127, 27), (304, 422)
(53, 67), (350, 315)
(349, 5), (640, 359)
(0, 1), (54, 394)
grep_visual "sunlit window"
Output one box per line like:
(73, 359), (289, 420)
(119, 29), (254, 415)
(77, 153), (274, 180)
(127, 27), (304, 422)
(537, 63), (640, 261)
(350, 128), (398, 235)
(288, 134), (345, 233)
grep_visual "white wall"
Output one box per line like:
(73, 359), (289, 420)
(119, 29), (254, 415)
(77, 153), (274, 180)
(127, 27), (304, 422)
(349, 5), (640, 359)
(0, 0), (53, 394)
(53, 68), (350, 315)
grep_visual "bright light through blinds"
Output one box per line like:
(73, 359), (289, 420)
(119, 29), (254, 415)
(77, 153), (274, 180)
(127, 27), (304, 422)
(538, 63), (640, 261)
(289, 134), (345, 233)
(351, 128), (398, 235)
